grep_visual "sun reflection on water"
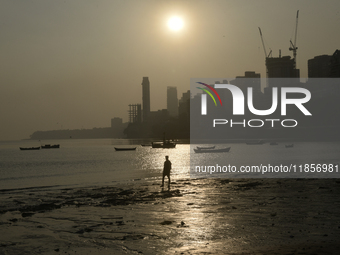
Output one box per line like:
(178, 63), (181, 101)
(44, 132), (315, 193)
(136, 144), (190, 178)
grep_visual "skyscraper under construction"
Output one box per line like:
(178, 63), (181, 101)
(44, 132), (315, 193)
(266, 56), (300, 80)
(259, 10), (300, 87)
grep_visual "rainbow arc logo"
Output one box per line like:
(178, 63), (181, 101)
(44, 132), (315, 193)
(196, 82), (222, 106)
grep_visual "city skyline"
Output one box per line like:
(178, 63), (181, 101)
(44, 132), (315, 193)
(1, 0), (340, 140)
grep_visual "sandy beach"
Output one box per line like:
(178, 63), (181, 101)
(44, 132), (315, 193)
(1, 178), (340, 254)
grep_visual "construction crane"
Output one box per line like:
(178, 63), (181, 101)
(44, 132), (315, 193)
(289, 10), (299, 67)
(258, 27), (272, 58)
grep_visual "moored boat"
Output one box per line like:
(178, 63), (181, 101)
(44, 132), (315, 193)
(151, 141), (176, 148)
(41, 144), (60, 149)
(285, 144), (294, 148)
(196, 146), (215, 150)
(20, 147), (40, 151)
(151, 132), (176, 148)
(194, 147), (231, 153)
(114, 147), (136, 151)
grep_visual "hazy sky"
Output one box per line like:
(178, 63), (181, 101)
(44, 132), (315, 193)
(1, 0), (339, 140)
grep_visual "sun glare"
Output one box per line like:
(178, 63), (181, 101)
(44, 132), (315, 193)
(167, 16), (184, 31)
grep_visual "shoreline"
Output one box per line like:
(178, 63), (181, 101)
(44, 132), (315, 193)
(1, 178), (340, 254)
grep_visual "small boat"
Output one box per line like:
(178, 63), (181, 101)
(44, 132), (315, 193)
(141, 144), (152, 147)
(114, 147), (136, 151)
(152, 132), (176, 148)
(41, 144), (60, 149)
(270, 142), (278, 145)
(285, 144), (294, 148)
(151, 141), (176, 148)
(20, 147), (40, 151)
(194, 147), (231, 153)
(196, 146), (215, 150)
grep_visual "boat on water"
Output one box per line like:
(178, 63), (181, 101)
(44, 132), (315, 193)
(194, 147), (231, 153)
(41, 144), (60, 149)
(151, 142), (163, 148)
(285, 144), (294, 148)
(152, 141), (176, 148)
(141, 144), (152, 147)
(196, 146), (215, 150)
(151, 132), (176, 148)
(114, 147), (136, 151)
(270, 142), (278, 145)
(20, 147), (40, 151)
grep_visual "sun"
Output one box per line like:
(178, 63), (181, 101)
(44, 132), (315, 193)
(167, 16), (184, 31)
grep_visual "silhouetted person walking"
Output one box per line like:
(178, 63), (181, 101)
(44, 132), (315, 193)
(161, 156), (171, 189)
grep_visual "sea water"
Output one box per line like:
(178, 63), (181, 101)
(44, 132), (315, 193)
(0, 139), (190, 190)
(1, 139), (340, 190)
(191, 142), (340, 178)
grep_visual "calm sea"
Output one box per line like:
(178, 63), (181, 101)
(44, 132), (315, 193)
(1, 139), (339, 190)
(0, 139), (190, 190)
(191, 141), (340, 178)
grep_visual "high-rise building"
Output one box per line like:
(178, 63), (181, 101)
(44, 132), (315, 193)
(141, 77), (150, 122)
(167, 86), (178, 117)
(308, 55), (332, 78)
(266, 56), (300, 80)
(179, 90), (190, 116)
(128, 104), (142, 123)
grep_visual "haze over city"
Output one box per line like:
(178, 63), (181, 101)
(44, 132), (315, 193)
(1, 0), (340, 141)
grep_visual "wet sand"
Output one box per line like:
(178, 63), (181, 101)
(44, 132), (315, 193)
(1, 178), (340, 254)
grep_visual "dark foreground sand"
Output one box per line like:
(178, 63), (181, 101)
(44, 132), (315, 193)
(1, 178), (340, 254)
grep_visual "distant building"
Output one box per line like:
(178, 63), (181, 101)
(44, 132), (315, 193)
(330, 49), (340, 77)
(307, 50), (340, 78)
(148, 109), (170, 124)
(141, 77), (150, 122)
(128, 104), (142, 123)
(167, 86), (178, 117)
(266, 56), (299, 87)
(308, 55), (332, 78)
(111, 117), (127, 138)
(111, 117), (123, 128)
(230, 71), (261, 93)
(179, 90), (190, 116)
(228, 72), (267, 113)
